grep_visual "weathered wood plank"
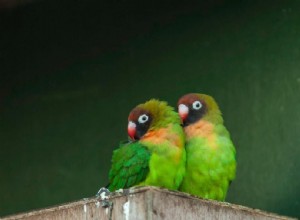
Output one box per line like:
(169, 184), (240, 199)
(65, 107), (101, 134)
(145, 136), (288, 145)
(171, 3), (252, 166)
(1, 187), (296, 220)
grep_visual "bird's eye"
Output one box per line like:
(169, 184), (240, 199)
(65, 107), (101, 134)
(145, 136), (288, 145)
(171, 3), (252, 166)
(192, 101), (202, 110)
(138, 114), (149, 124)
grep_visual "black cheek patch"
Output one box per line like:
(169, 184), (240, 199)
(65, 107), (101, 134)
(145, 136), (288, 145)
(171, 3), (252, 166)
(183, 106), (206, 127)
(134, 118), (152, 140)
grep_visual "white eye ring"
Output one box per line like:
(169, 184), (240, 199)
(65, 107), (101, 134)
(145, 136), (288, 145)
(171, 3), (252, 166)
(192, 101), (202, 110)
(138, 114), (149, 124)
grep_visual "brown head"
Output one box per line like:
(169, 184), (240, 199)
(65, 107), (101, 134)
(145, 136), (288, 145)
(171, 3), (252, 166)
(177, 93), (223, 126)
(127, 99), (180, 140)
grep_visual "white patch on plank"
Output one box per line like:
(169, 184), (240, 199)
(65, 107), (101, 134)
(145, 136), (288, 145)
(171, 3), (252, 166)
(95, 201), (100, 208)
(105, 207), (109, 215)
(123, 201), (130, 220)
(84, 204), (87, 213)
(100, 192), (109, 200)
(115, 188), (123, 193)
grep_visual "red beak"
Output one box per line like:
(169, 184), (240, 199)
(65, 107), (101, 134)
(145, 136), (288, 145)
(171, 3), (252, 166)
(179, 112), (188, 122)
(127, 121), (136, 140)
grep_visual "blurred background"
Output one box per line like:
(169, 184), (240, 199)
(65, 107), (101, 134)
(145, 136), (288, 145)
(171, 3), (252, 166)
(0, 0), (299, 218)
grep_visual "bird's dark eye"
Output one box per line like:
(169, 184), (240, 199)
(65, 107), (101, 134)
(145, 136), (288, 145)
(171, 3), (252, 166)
(138, 114), (149, 124)
(192, 101), (202, 110)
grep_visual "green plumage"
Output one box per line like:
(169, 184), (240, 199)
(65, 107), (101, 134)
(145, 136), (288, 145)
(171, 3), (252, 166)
(108, 99), (186, 192)
(178, 93), (236, 201)
(179, 124), (236, 200)
(108, 142), (150, 191)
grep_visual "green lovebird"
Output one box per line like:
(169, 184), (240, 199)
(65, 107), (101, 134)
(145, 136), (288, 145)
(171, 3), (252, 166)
(177, 93), (236, 201)
(108, 99), (186, 191)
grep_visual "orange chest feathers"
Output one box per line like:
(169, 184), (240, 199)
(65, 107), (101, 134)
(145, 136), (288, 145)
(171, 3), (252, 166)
(185, 120), (218, 149)
(141, 126), (184, 148)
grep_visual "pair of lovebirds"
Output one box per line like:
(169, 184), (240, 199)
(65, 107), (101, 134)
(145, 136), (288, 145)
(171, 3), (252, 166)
(107, 93), (236, 201)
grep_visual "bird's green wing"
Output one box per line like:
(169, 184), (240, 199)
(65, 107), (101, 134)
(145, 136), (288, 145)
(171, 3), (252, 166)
(108, 141), (151, 191)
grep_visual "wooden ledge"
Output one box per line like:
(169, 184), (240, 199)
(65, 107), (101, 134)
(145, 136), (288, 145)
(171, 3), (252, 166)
(1, 186), (296, 220)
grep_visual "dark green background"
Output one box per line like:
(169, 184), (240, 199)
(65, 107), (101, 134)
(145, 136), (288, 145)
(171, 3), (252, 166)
(0, 0), (299, 218)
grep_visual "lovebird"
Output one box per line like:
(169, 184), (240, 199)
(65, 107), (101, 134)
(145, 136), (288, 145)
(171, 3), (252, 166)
(108, 99), (186, 191)
(177, 93), (236, 201)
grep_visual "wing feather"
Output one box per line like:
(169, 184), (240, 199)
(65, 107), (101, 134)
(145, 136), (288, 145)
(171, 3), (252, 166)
(108, 141), (150, 191)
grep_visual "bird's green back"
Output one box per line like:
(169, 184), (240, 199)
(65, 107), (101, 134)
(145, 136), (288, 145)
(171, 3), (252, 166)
(108, 141), (150, 191)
